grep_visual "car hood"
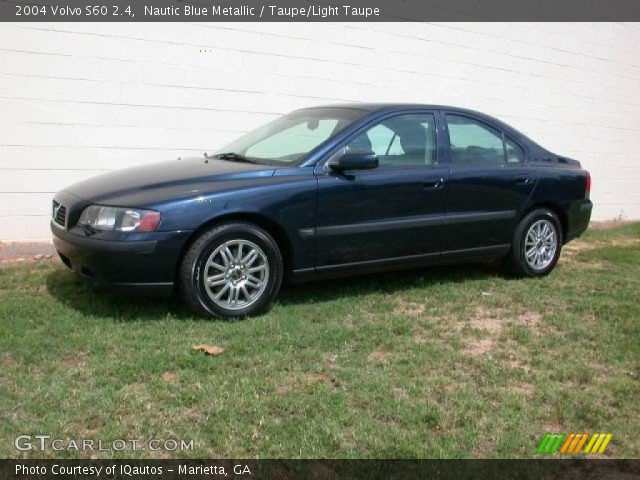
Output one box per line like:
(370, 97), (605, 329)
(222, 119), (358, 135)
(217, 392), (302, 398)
(64, 157), (276, 207)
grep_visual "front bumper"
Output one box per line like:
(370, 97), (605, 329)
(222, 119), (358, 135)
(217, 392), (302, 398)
(51, 222), (192, 296)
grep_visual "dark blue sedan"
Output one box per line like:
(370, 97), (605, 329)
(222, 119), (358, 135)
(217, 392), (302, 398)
(51, 104), (593, 318)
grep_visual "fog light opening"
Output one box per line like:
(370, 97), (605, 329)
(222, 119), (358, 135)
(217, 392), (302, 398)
(57, 252), (72, 270)
(80, 267), (95, 279)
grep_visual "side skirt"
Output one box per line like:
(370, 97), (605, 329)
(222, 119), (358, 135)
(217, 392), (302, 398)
(288, 244), (511, 283)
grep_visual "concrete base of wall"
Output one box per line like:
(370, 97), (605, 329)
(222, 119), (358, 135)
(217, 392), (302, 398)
(0, 241), (57, 264)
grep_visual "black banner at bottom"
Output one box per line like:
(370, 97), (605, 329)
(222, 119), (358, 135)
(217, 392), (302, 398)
(2, 459), (640, 480)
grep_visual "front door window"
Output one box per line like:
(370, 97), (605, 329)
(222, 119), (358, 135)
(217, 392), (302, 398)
(345, 113), (437, 167)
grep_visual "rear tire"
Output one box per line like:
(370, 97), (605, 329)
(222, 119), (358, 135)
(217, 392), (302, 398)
(179, 222), (283, 318)
(507, 208), (562, 277)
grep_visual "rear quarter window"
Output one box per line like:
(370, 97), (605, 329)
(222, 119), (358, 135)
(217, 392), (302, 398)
(505, 136), (525, 163)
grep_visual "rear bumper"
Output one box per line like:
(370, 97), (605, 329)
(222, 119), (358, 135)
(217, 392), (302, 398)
(566, 199), (593, 242)
(51, 222), (191, 296)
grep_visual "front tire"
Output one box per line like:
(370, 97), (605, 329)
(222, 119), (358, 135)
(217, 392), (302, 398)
(179, 222), (283, 318)
(507, 208), (562, 277)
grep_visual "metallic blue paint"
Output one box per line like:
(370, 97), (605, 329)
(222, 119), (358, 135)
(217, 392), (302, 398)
(51, 104), (592, 293)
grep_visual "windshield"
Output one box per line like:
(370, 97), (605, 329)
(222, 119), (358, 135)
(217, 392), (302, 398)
(214, 107), (367, 165)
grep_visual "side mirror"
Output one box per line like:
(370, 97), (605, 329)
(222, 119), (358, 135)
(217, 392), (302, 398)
(330, 152), (379, 171)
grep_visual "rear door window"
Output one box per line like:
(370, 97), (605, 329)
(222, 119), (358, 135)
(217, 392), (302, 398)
(447, 115), (505, 165)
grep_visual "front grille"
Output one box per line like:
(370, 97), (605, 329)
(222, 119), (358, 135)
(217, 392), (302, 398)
(52, 200), (67, 228)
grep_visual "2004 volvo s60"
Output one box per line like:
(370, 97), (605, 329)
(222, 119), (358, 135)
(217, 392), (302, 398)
(52, 104), (592, 318)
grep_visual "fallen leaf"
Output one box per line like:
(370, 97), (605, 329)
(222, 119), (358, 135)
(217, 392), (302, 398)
(193, 344), (225, 356)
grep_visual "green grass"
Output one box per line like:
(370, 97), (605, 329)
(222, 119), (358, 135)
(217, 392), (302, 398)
(1, 223), (639, 459)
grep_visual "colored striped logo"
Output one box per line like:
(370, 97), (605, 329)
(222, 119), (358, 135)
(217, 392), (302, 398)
(537, 433), (612, 454)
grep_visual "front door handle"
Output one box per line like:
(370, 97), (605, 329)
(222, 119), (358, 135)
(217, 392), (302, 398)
(423, 177), (445, 190)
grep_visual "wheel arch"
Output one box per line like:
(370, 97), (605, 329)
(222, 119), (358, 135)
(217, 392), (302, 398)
(175, 212), (293, 279)
(518, 202), (568, 243)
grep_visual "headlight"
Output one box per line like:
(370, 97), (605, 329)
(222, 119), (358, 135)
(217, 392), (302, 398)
(78, 206), (161, 232)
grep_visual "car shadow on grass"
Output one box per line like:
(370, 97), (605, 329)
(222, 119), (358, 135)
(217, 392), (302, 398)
(45, 270), (196, 322)
(277, 262), (505, 306)
(45, 262), (506, 321)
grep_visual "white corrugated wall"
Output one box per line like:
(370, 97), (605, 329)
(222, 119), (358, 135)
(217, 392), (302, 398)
(1, 22), (639, 241)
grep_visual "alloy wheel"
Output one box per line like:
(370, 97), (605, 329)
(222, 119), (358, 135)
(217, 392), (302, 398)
(202, 239), (270, 310)
(524, 219), (558, 271)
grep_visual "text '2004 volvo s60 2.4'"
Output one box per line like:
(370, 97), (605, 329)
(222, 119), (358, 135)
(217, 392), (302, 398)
(51, 104), (592, 318)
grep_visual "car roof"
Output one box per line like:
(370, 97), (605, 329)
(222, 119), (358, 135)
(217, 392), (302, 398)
(304, 103), (485, 114)
(303, 103), (513, 129)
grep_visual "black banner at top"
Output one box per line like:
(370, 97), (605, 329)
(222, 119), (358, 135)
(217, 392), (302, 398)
(2, 0), (640, 22)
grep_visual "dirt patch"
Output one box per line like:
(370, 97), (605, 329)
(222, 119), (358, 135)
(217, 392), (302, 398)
(468, 306), (546, 336)
(161, 371), (180, 384)
(393, 300), (426, 317)
(441, 381), (468, 393)
(518, 311), (541, 327)
(1, 352), (17, 369)
(301, 372), (331, 383)
(460, 306), (506, 356)
(563, 236), (640, 264)
(467, 306), (508, 334)
(511, 382), (534, 398)
(517, 311), (563, 338)
(118, 382), (149, 401)
(412, 333), (428, 344)
(276, 371), (340, 394)
(0, 354), (18, 391)
(61, 351), (88, 369)
(472, 436), (497, 458)
(561, 240), (592, 262)
(463, 338), (495, 357)
(368, 349), (391, 363)
(391, 387), (408, 399)
(177, 406), (207, 423)
(76, 415), (102, 437)
(517, 312), (543, 335)
(504, 355), (533, 373)
(322, 352), (341, 369)
(584, 260), (609, 269)
(461, 307), (547, 358)
(542, 421), (564, 433)
(276, 377), (294, 395)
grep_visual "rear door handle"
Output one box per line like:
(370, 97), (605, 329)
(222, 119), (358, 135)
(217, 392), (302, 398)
(423, 177), (445, 190)
(515, 176), (533, 185)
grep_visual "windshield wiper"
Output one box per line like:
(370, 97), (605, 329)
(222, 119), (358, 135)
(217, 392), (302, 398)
(214, 152), (256, 164)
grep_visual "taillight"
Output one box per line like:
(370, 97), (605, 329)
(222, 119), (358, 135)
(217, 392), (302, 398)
(585, 171), (591, 197)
